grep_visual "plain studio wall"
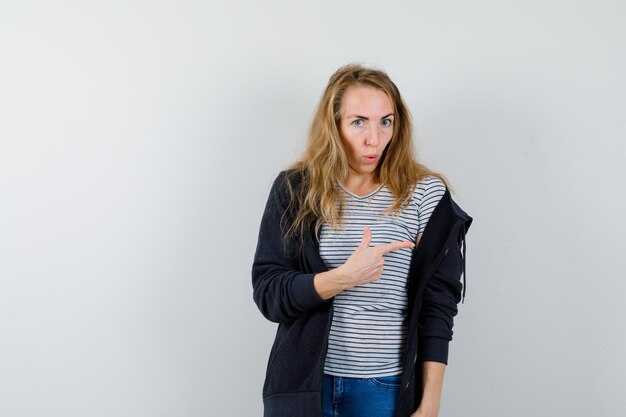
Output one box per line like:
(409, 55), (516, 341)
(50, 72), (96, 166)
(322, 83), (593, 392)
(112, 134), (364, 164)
(1, 1), (625, 416)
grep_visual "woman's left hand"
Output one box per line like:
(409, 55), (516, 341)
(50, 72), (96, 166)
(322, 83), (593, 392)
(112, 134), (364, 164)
(410, 398), (440, 417)
(410, 405), (439, 417)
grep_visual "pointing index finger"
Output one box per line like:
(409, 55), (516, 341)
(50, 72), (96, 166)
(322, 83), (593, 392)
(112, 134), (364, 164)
(377, 241), (416, 254)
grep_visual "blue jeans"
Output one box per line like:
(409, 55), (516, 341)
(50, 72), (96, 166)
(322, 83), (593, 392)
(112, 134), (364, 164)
(322, 373), (401, 417)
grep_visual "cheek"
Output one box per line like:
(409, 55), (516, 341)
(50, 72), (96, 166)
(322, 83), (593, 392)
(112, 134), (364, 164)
(344, 140), (360, 157)
(381, 134), (393, 149)
(339, 131), (360, 153)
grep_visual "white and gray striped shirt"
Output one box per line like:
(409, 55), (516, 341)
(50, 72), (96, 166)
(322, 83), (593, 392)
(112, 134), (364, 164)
(320, 176), (446, 378)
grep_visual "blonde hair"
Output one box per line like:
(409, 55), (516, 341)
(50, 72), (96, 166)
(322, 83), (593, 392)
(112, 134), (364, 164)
(283, 64), (452, 251)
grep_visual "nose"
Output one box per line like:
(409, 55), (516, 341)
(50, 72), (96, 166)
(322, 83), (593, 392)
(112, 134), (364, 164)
(365, 125), (380, 147)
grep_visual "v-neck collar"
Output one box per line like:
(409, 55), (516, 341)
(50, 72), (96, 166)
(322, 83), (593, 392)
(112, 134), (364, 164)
(337, 181), (384, 199)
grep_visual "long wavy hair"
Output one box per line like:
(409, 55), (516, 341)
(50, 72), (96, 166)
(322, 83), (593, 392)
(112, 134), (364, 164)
(283, 64), (452, 252)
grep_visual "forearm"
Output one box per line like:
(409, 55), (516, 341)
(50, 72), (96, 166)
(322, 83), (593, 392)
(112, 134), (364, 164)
(419, 361), (446, 414)
(313, 270), (346, 300)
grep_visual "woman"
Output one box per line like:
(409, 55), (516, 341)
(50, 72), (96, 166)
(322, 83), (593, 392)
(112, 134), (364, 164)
(252, 64), (473, 417)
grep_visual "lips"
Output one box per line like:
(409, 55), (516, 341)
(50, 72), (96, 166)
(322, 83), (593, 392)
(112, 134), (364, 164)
(363, 155), (378, 164)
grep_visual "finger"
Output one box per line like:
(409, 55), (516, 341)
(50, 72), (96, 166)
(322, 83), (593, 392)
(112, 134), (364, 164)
(377, 240), (416, 254)
(357, 225), (372, 250)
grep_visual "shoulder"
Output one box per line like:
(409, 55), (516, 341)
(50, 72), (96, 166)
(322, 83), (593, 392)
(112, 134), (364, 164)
(412, 175), (447, 210)
(415, 175), (446, 192)
(266, 168), (306, 210)
(272, 168), (305, 190)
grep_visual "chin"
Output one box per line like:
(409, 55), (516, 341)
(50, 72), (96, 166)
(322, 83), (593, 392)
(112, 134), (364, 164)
(358, 166), (378, 175)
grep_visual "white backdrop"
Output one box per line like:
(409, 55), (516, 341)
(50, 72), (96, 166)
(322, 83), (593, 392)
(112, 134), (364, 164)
(1, 1), (625, 416)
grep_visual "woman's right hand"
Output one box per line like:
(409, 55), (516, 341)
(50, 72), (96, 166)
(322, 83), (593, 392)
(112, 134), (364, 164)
(313, 225), (415, 300)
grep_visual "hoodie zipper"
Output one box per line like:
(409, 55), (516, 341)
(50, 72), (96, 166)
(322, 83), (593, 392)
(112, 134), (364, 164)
(419, 219), (465, 293)
(319, 301), (334, 414)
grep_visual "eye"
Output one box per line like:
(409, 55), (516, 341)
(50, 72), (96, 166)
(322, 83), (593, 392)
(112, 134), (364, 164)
(351, 119), (364, 127)
(381, 118), (393, 127)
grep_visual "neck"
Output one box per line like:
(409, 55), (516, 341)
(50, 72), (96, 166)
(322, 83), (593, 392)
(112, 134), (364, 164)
(340, 172), (380, 195)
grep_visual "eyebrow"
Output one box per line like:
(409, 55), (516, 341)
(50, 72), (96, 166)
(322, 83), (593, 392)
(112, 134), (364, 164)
(347, 113), (395, 120)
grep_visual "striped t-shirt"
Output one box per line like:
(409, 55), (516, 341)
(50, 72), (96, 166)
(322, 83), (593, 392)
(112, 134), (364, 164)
(320, 176), (446, 378)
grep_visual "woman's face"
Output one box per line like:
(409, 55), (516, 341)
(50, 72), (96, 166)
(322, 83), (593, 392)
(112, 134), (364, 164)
(338, 85), (394, 179)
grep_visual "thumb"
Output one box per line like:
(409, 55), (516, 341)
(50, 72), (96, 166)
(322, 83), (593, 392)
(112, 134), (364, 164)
(357, 225), (372, 250)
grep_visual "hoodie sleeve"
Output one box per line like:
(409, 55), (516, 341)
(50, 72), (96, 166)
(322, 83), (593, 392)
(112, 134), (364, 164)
(417, 220), (470, 364)
(251, 171), (326, 324)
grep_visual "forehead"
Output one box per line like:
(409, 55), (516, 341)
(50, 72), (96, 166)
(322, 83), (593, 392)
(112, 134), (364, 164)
(340, 85), (393, 116)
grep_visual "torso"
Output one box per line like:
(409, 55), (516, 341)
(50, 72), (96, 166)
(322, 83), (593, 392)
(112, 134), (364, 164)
(319, 176), (446, 378)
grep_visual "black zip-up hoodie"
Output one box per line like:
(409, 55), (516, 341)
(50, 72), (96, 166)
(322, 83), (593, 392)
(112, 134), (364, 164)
(252, 170), (473, 417)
